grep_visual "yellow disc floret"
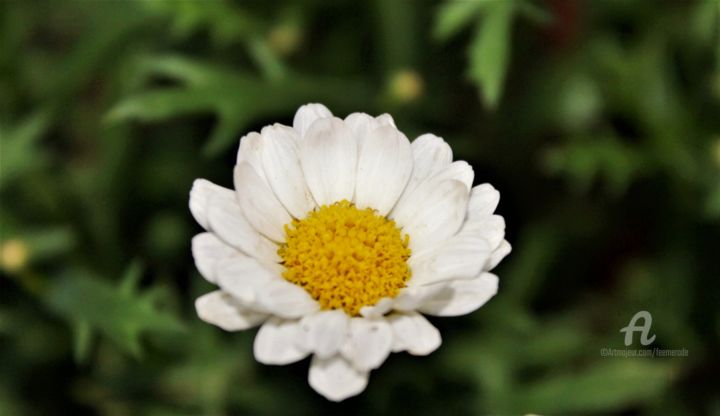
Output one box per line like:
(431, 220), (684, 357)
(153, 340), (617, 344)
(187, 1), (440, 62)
(278, 200), (411, 316)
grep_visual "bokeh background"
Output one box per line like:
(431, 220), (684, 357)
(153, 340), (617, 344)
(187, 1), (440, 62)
(1, 0), (719, 414)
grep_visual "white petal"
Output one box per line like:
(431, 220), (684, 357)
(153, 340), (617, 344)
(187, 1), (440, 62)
(207, 193), (280, 263)
(460, 214), (506, 251)
(408, 231), (492, 286)
(189, 179), (235, 230)
(215, 256), (279, 305)
(393, 151), (464, 218)
(233, 162), (292, 242)
(394, 179), (469, 251)
(485, 239), (511, 271)
(344, 112), (375, 149)
(216, 255), (318, 318)
(236, 132), (267, 182)
(300, 117), (357, 206)
(392, 158), (472, 222)
(354, 125), (413, 215)
(344, 112), (397, 153)
(360, 298), (393, 318)
(392, 284), (448, 311)
(467, 183), (500, 219)
(387, 312), (441, 355)
(392, 135), (450, 214)
(374, 113), (395, 127)
(191, 232), (237, 283)
(438, 161), (474, 192)
(308, 355), (368, 402)
(340, 318), (392, 371)
(409, 134), (453, 187)
(254, 317), (309, 365)
(293, 103), (332, 138)
(297, 310), (349, 359)
(260, 124), (317, 218)
(195, 290), (267, 331)
(418, 273), (499, 317)
(255, 279), (320, 319)
(404, 160), (473, 195)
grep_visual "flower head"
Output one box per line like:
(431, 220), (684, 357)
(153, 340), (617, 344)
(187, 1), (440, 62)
(190, 103), (510, 401)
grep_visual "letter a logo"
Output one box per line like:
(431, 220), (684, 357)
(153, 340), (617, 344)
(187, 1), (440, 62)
(620, 311), (656, 346)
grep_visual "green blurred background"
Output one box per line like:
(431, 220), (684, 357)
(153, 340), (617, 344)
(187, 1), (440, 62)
(1, 0), (719, 414)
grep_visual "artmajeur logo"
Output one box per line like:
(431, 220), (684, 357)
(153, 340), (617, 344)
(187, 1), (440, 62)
(600, 310), (689, 358)
(619, 310), (656, 346)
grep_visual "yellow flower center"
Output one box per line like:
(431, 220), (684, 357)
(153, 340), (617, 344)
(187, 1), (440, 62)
(278, 200), (411, 316)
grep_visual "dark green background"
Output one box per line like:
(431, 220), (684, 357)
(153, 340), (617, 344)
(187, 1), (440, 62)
(1, 0), (719, 414)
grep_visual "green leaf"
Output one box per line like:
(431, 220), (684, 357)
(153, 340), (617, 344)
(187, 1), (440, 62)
(512, 360), (678, 414)
(138, 0), (261, 45)
(22, 227), (77, 262)
(247, 37), (287, 81)
(542, 136), (649, 195)
(705, 180), (720, 219)
(501, 223), (561, 304)
(434, 0), (490, 41)
(467, 1), (514, 108)
(108, 55), (371, 156)
(105, 88), (222, 123)
(72, 320), (93, 363)
(137, 54), (249, 88)
(119, 259), (143, 296)
(45, 268), (185, 358)
(0, 111), (51, 189)
(516, 0), (553, 24)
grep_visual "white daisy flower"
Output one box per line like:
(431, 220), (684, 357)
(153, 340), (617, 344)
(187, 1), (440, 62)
(190, 103), (511, 401)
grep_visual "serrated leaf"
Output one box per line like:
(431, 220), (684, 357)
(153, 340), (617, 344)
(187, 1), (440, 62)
(468, 1), (514, 108)
(45, 269), (185, 358)
(108, 55), (370, 156)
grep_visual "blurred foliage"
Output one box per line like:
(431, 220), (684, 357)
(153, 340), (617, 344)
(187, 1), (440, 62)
(1, 0), (719, 415)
